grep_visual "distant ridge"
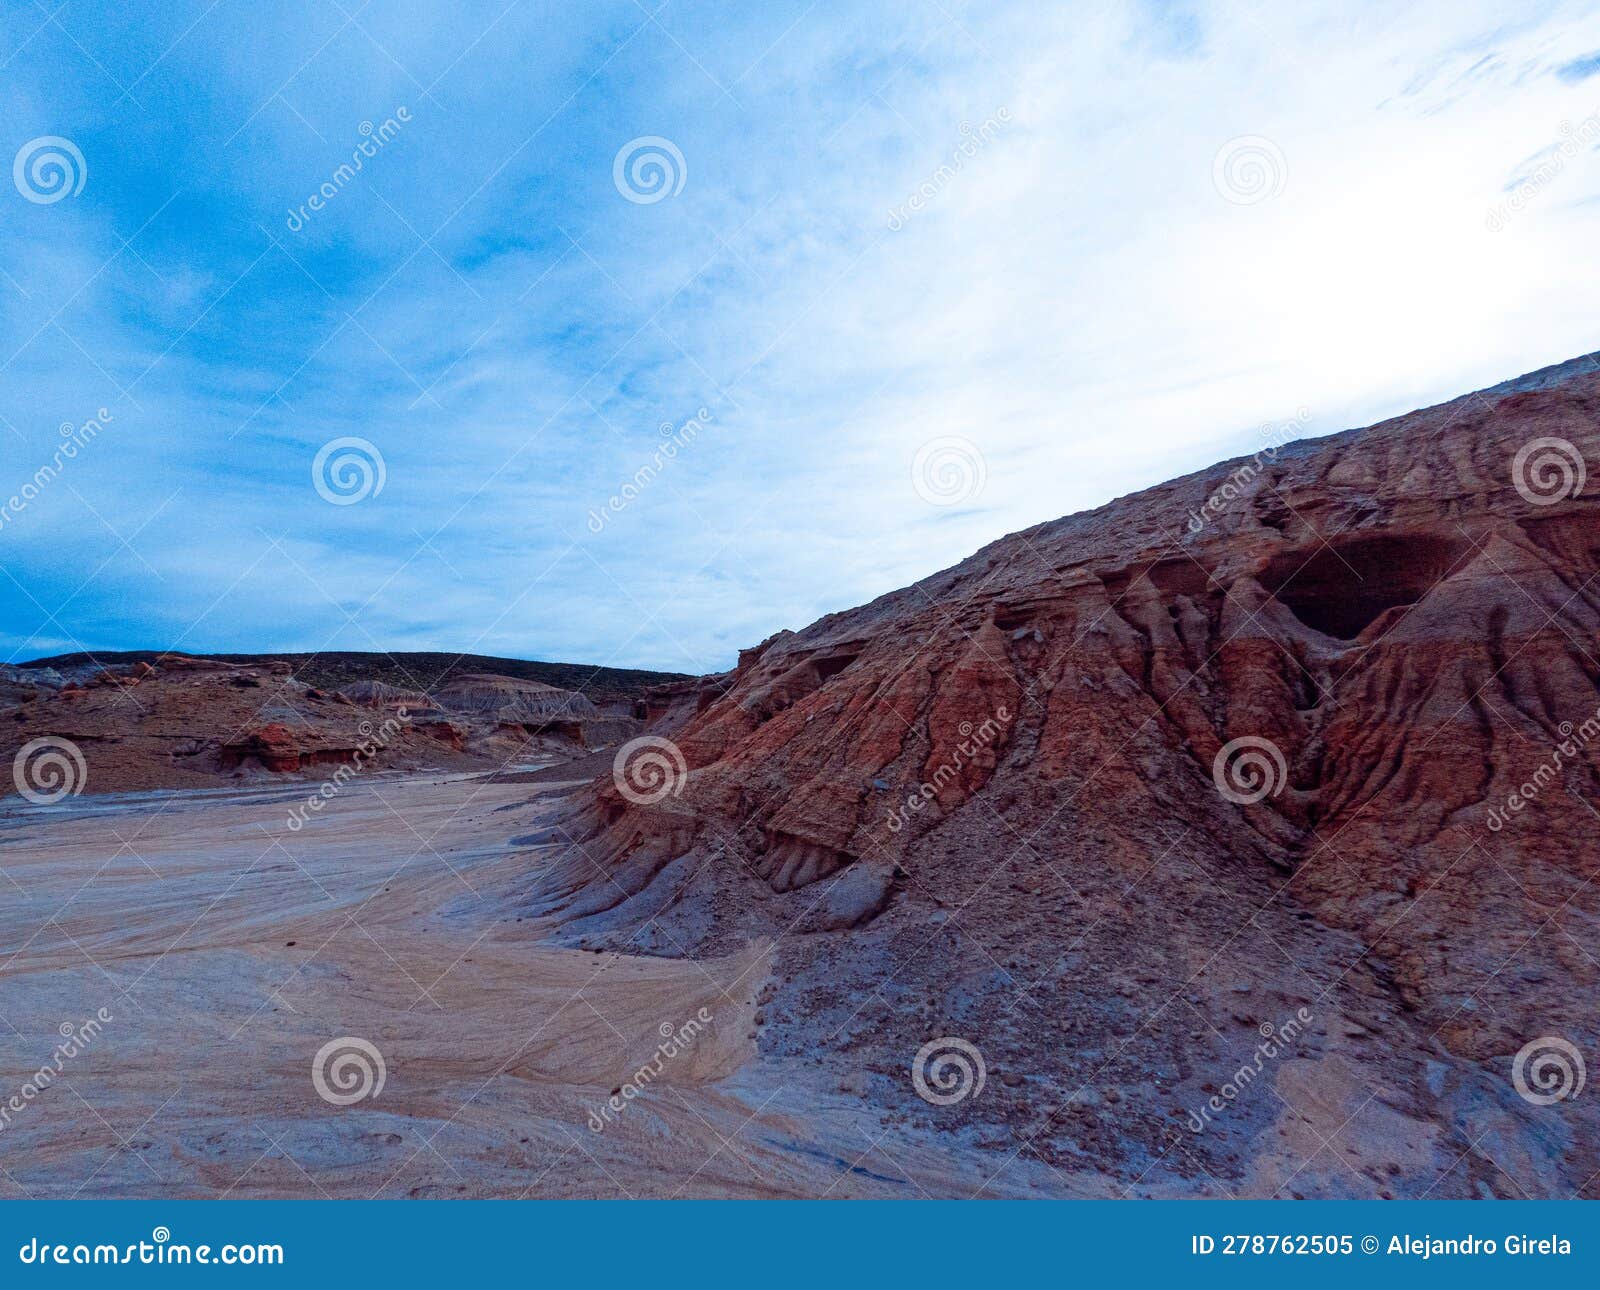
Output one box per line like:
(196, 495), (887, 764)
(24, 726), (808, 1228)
(20, 649), (691, 703)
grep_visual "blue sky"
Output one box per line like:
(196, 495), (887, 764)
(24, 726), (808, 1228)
(2, 0), (1599, 674)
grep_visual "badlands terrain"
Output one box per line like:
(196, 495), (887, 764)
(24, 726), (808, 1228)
(2, 354), (1598, 1197)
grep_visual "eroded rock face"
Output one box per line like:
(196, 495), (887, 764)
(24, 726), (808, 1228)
(220, 722), (306, 772)
(340, 679), (437, 711)
(0, 659), (564, 793)
(0, 656), (661, 794)
(530, 353), (1600, 1198)
(430, 672), (628, 746)
(433, 673), (599, 724)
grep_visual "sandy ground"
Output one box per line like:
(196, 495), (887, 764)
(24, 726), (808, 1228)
(0, 773), (1052, 1198)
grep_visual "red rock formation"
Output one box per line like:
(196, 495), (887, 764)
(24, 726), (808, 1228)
(528, 353), (1600, 1198)
(0, 660), (492, 792)
(222, 722), (303, 772)
(0, 655), (657, 793)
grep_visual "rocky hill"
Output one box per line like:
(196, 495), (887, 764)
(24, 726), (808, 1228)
(523, 352), (1600, 1198)
(0, 650), (671, 796)
(19, 650), (689, 706)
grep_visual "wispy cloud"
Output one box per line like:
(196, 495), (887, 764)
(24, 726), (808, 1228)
(4, 0), (1600, 671)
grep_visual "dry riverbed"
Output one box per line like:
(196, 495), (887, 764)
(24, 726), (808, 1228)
(0, 773), (1042, 1198)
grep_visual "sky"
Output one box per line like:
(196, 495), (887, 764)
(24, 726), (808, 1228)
(2, 0), (1599, 675)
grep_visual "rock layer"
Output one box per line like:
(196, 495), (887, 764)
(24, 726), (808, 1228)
(528, 353), (1600, 1198)
(0, 655), (651, 794)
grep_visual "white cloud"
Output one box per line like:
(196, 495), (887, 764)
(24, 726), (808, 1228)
(5, 0), (1600, 670)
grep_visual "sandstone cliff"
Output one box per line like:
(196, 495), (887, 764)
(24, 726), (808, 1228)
(526, 353), (1600, 1197)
